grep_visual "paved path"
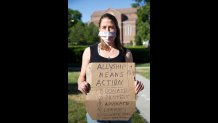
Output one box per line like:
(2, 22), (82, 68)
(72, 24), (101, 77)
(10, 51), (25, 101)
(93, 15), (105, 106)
(135, 73), (150, 123)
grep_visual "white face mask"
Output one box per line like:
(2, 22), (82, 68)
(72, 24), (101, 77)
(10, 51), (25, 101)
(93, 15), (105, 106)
(98, 31), (116, 45)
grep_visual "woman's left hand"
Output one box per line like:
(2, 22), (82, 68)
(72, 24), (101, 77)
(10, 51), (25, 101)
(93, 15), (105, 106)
(134, 80), (144, 94)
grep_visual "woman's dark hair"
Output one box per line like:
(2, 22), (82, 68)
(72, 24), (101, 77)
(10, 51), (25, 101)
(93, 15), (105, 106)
(98, 13), (124, 52)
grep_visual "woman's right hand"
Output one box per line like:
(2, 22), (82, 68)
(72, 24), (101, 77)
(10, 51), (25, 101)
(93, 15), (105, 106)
(78, 81), (89, 95)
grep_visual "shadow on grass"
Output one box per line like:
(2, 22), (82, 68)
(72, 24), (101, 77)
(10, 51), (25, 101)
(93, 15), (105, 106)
(68, 64), (81, 72)
(68, 67), (81, 72)
(68, 83), (81, 94)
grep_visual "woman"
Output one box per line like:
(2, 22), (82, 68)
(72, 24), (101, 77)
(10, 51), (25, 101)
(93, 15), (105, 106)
(78, 13), (144, 123)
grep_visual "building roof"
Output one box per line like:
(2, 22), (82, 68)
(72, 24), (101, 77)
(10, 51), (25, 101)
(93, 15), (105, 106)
(116, 7), (138, 14)
(91, 7), (138, 17)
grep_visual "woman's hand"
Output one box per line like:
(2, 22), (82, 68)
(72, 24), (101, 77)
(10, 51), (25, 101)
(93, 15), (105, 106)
(78, 81), (90, 95)
(135, 80), (144, 94)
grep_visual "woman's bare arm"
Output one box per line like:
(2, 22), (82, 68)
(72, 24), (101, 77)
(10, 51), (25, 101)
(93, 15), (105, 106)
(78, 47), (90, 95)
(125, 49), (144, 94)
(125, 49), (133, 62)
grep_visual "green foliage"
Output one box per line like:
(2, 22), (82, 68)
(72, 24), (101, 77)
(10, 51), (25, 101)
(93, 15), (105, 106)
(68, 8), (82, 28)
(84, 23), (99, 45)
(68, 46), (87, 65)
(132, 0), (150, 45)
(131, 0), (146, 8)
(68, 21), (86, 45)
(68, 21), (99, 46)
(131, 3), (139, 8)
(68, 9), (99, 46)
(131, 109), (148, 123)
(127, 46), (150, 63)
(135, 33), (142, 45)
(68, 46), (149, 65)
(136, 63), (150, 67)
(68, 8), (83, 39)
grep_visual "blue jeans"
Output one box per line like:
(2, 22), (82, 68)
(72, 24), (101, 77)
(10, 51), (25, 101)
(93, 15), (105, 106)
(86, 113), (132, 123)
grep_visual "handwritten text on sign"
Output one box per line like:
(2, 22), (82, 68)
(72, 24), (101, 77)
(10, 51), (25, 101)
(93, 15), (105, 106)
(85, 63), (136, 121)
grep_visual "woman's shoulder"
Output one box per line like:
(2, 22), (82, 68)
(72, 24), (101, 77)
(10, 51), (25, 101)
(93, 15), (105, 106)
(122, 47), (133, 62)
(83, 47), (90, 54)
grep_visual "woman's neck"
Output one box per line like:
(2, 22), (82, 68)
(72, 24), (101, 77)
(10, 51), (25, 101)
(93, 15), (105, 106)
(99, 42), (115, 51)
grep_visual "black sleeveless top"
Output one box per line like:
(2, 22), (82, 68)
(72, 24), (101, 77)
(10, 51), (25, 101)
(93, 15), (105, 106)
(89, 43), (127, 63)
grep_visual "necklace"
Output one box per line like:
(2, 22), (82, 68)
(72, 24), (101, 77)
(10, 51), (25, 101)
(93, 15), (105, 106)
(106, 48), (114, 59)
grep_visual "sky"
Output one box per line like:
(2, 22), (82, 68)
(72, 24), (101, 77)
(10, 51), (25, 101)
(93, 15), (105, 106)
(68, 0), (134, 23)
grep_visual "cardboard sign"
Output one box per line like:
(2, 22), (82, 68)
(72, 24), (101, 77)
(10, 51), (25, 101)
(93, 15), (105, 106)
(85, 63), (136, 120)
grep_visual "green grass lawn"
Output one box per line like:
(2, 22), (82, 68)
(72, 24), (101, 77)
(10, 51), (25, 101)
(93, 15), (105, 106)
(68, 94), (146, 123)
(136, 63), (150, 80)
(136, 67), (150, 80)
(68, 65), (149, 122)
(68, 95), (87, 123)
(136, 63), (150, 67)
(68, 72), (80, 84)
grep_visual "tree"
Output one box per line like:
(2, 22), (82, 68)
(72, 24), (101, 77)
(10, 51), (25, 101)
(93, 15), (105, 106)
(68, 22), (99, 45)
(68, 21), (86, 45)
(132, 0), (150, 45)
(68, 9), (100, 46)
(84, 22), (99, 45)
(131, 0), (146, 8)
(68, 8), (82, 28)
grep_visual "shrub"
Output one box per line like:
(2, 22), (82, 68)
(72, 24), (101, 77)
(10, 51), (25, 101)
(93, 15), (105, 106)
(126, 46), (150, 63)
(68, 46), (150, 65)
